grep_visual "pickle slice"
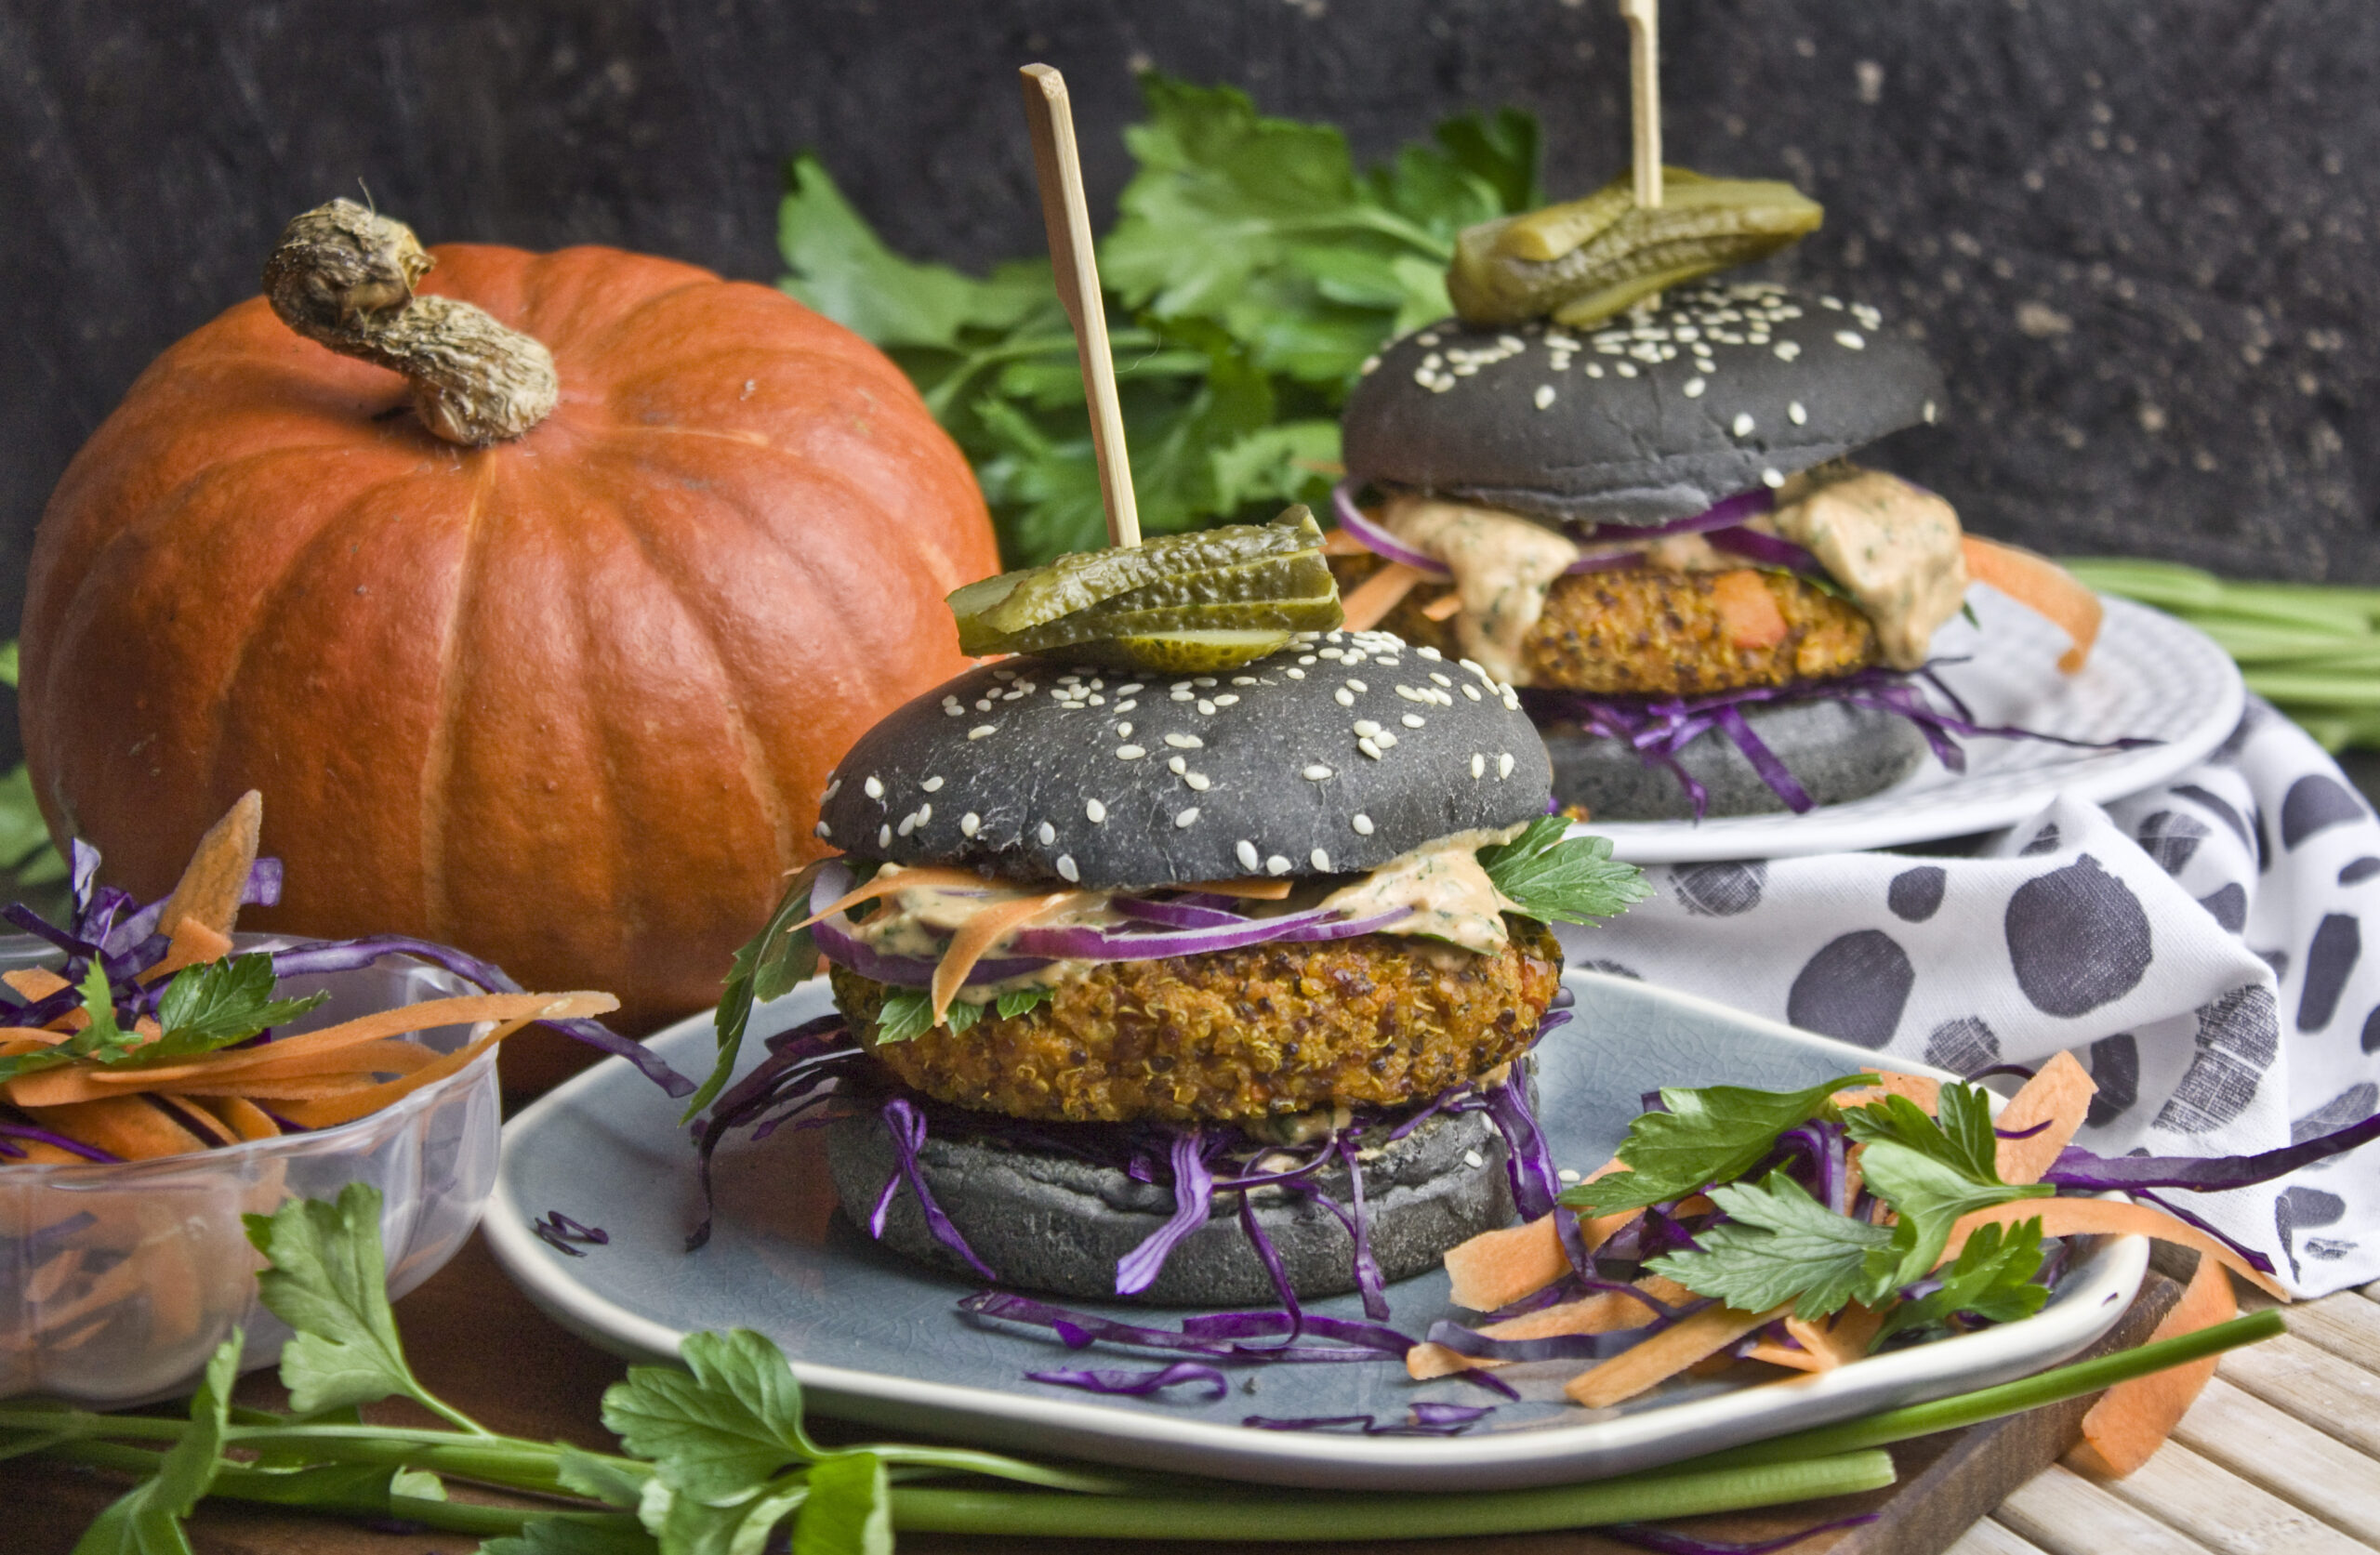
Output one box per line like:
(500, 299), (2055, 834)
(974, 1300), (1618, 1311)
(951, 507), (1329, 644)
(981, 592), (1343, 657)
(1448, 169), (1823, 330)
(1078, 628), (1297, 674)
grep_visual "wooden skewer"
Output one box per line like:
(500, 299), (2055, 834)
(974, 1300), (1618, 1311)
(1619, 0), (1662, 209)
(1018, 63), (1141, 547)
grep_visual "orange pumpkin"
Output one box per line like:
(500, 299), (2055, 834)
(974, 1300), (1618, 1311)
(20, 202), (998, 1079)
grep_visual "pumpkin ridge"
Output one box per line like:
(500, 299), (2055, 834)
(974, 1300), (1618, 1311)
(533, 272), (726, 363)
(417, 457), (503, 948)
(582, 473), (803, 883)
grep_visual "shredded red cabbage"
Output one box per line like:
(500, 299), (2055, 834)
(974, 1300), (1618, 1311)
(1995, 1118), (2056, 1140)
(0, 1120), (122, 1164)
(1762, 1118), (1849, 1213)
(1026, 1362), (1228, 1400)
(961, 1292), (1411, 1364)
(1522, 663), (2160, 819)
(2125, 1190), (2278, 1277)
(1601, 1512), (1882, 1554)
(1116, 1127), (1216, 1296)
(2042, 1112), (2380, 1193)
(875, 1095), (998, 1281)
(533, 1211), (609, 1257)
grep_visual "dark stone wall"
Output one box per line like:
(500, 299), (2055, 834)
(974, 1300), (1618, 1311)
(4, 0), (2374, 652)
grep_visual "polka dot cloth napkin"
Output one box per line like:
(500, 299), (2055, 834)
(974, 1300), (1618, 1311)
(1558, 698), (2380, 1298)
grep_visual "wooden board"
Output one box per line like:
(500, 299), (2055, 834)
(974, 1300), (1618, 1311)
(5, 1245), (2360, 1555)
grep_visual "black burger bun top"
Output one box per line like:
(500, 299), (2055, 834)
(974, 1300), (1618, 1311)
(816, 629), (1553, 890)
(1342, 282), (1945, 528)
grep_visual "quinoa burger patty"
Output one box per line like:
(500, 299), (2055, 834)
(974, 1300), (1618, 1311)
(836, 919), (1563, 1124)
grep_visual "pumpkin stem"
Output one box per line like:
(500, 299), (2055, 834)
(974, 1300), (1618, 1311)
(262, 199), (559, 445)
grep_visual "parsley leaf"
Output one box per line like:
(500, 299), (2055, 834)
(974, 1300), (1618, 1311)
(1478, 819), (1652, 928)
(73, 1336), (240, 1555)
(1874, 1219), (2049, 1347)
(1856, 1140), (2054, 1293)
(1841, 1082), (2003, 1184)
(872, 991), (936, 1045)
(141, 954), (329, 1063)
(1562, 1074), (1868, 1217)
(74, 962), (141, 1063)
(995, 985), (1054, 1021)
(692, 859), (831, 1122)
(1648, 1172), (1896, 1320)
(602, 1329), (832, 1503)
(245, 1184), (446, 1421)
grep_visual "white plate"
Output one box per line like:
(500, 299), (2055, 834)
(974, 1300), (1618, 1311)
(1588, 589), (2243, 863)
(484, 972), (2146, 1491)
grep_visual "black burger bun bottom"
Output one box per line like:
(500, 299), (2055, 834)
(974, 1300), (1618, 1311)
(1342, 283), (1945, 528)
(825, 1097), (1514, 1306)
(816, 628), (1552, 889)
(1544, 698), (1928, 821)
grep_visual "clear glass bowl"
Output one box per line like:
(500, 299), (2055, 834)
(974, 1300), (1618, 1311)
(0, 934), (501, 1404)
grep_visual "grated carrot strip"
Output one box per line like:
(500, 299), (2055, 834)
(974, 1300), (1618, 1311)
(158, 791), (264, 938)
(1941, 1198), (2287, 1300)
(1565, 1302), (1789, 1408)
(1962, 536), (2103, 673)
(139, 918), (235, 985)
(4, 969), (69, 1001)
(1421, 592), (1463, 622)
(1339, 562), (1425, 633)
(1407, 1275), (1689, 1378)
(929, 893), (1078, 1025)
(24, 1097), (207, 1161)
(270, 1018), (530, 1129)
(2068, 1251), (2238, 1477)
(81, 1036), (443, 1093)
(1993, 1050), (2096, 1185)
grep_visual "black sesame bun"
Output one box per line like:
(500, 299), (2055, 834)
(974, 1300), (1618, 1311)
(815, 628), (1554, 886)
(1342, 282), (1945, 528)
(1543, 699), (1927, 821)
(826, 1102), (1513, 1306)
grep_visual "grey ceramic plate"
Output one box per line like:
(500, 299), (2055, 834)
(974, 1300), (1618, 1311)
(485, 972), (2145, 1491)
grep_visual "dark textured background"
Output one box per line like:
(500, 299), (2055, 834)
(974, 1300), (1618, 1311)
(4, 1), (2373, 673)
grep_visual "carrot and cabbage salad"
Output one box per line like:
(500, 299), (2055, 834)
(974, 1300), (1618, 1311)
(1418, 1055), (2375, 1469)
(0, 793), (627, 1166)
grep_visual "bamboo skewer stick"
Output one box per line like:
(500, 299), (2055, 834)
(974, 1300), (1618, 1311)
(1619, 0), (1662, 209)
(1018, 63), (1141, 547)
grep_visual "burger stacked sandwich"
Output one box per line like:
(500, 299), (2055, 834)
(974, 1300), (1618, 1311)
(694, 526), (1646, 1308)
(1331, 182), (2104, 821)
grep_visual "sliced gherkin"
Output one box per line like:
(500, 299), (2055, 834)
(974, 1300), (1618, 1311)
(1078, 628), (1298, 674)
(950, 507), (1328, 646)
(978, 592), (1344, 657)
(1448, 169), (1823, 330)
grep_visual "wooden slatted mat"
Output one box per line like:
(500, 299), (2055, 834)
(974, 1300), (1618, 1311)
(7, 1238), (2378, 1554)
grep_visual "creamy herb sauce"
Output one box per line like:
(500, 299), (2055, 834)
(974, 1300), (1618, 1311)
(1384, 496), (1580, 686)
(848, 866), (1116, 1000)
(1317, 824), (1527, 956)
(1769, 467), (1967, 669)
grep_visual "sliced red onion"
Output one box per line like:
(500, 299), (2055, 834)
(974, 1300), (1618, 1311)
(810, 913), (1050, 988)
(1576, 487), (1777, 543)
(1708, 524), (1824, 573)
(1331, 484), (1450, 576)
(1422, 1318), (1654, 1364)
(1114, 895), (1252, 929)
(1334, 482), (1777, 577)
(1009, 906), (1410, 961)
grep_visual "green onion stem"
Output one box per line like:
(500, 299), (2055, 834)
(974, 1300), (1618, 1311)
(889, 1451), (1895, 1540)
(1692, 1308), (2282, 1470)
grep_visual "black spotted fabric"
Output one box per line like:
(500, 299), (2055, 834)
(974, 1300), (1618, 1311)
(1560, 696), (2380, 1297)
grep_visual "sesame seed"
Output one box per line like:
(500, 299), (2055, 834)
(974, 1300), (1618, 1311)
(1533, 385), (1556, 410)
(1056, 855), (1079, 883)
(1617, 362), (1638, 377)
(878, 824), (892, 847)
(945, 705), (964, 717)
(1086, 799), (1106, 824)
(1789, 401), (1808, 425)
(1117, 745), (1145, 759)
(864, 776), (884, 800)
(897, 812), (919, 837)
(1682, 376), (1707, 398)
(1353, 719), (1382, 737)
(1472, 753), (1486, 779)
(1037, 822), (1056, 845)
(1334, 688), (1355, 706)
(1499, 752), (1515, 779)
(1236, 839), (1261, 871)
(1302, 764), (1333, 781)
(1184, 772), (1210, 792)
(1463, 1149), (1487, 1169)
(1344, 679), (1367, 693)
(1195, 678), (1217, 687)
(1286, 668), (1305, 679)
(974, 699), (993, 712)
(1402, 714), (1425, 729)
(1418, 646), (1442, 661)
(1835, 330), (1866, 350)
(1175, 808), (1200, 828)
(1266, 854), (1291, 876)
(1115, 699), (1138, 712)
(1196, 699), (1216, 715)
(1429, 671), (1452, 687)
(1352, 813), (1375, 836)
(1171, 680), (1194, 692)
(1358, 737), (1383, 759)
(961, 813), (981, 837)
(969, 725), (997, 740)
(1558, 1168), (1582, 1183)
(921, 776), (944, 792)
(918, 804), (932, 824)
(1119, 683), (1144, 695)
(1117, 723), (1133, 738)
(1213, 693), (1239, 706)
(1462, 684), (1482, 701)
(1169, 757), (1187, 774)
(1298, 654), (1318, 665)
(1230, 677), (1258, 686)
(1733, 412), (1756, 437)
(1774, 341), (1802, 362)
(814, 821), (831, 838)
(1924, 400), (1938, 423)
(1374, 730), (1398, 748)
(1164, 733), (1203, 749)
(823, 777), (843, 800)
(1172, 690), (1195, 702)
(1762, 468), (1785, 489)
